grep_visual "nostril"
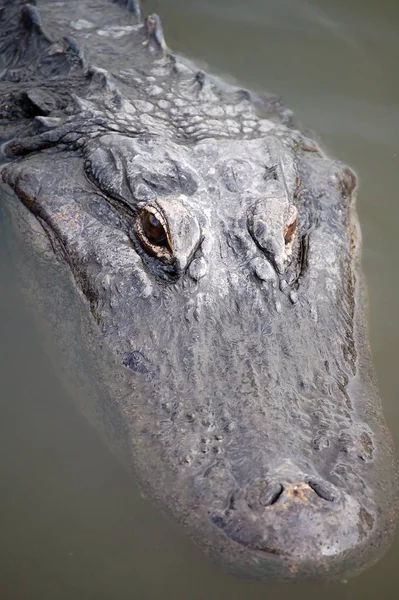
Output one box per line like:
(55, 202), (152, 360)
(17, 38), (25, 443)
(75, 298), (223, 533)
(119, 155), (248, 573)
(260, 482), (284, 506)
(307, 479), (335, 502)
(244, 481), (284, 511)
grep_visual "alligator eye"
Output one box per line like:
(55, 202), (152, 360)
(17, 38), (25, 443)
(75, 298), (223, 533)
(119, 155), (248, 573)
(284, 216), (297, 246)
(142, 211), (168, 247)
(135, 205), (172, 259)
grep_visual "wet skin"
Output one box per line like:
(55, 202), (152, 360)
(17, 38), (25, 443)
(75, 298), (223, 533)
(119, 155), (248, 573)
(0, 0), (397, 581)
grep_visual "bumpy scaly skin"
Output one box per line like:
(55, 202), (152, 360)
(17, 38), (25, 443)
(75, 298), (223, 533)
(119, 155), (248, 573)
(0, 0), (397, 581)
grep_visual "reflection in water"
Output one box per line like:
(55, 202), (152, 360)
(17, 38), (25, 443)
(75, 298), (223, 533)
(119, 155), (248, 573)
(1, 0), (398, 598)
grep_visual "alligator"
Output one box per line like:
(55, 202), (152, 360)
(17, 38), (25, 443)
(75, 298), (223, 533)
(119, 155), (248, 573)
(0, 0), (397, 583)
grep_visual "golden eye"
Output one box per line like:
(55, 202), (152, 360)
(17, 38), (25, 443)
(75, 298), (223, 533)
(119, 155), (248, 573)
(284, 217), (297, 246)
(135, 205), (172, 260)
(141, 210), (168, 247)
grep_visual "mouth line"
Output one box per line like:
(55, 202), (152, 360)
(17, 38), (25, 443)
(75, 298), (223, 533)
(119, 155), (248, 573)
(257, 546), (292, 557)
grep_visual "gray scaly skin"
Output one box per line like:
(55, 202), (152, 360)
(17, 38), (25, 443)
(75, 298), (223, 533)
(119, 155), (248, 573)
(0, 0), (397, 582)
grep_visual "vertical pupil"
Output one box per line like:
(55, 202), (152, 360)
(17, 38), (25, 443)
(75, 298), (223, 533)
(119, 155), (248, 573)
(284, 219), (297, 244)
(149, 214), (160, 228)
(143, 211), (167, 245)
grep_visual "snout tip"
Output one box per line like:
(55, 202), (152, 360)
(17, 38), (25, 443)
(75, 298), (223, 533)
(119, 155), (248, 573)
(207, 473), (382, 581)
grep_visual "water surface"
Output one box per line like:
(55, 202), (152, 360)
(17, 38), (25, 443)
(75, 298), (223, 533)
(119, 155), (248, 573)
(1, 0), (398, 598)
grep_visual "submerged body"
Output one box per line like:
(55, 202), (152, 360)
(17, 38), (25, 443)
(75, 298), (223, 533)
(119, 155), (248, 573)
(0, 0), (397, 581)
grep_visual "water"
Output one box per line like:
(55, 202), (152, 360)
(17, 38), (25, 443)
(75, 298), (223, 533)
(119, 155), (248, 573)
(1, 0), (399, 597)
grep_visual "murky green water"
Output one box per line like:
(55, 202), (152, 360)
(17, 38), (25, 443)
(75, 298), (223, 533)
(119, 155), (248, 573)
(1, 0), (399, 598)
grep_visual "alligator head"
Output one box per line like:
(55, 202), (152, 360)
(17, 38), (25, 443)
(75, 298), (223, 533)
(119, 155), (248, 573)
(0, 0), (397, 581)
